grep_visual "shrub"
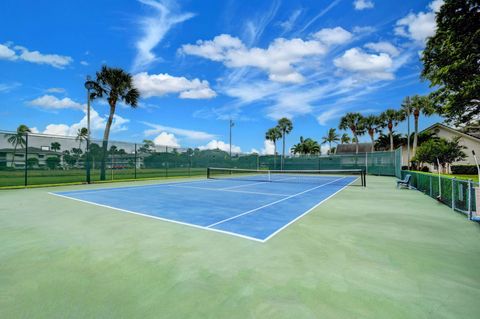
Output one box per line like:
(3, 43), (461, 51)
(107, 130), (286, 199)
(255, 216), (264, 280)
(451, 165), (478, 175)
(420, 166), (430, 172)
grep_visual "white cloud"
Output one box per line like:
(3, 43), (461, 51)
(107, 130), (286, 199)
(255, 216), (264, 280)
(364, 41), (400, 57)
(261, 139), (275, 155)
(133, 72), (216, 99)
(313, 27), (353, 46)
(80, 60), (89, 66)
(394, 0), (443, 44)
(0, 44), (17, 60)
(279, 9), (302, 32)
(42, 108), (130, 136)
(14, 45), (72, 68)
(143, 122), (216, 141)
(133, 0), (194, 71)
(181, 34), (327, 83)
(28, 95), (85, 110)
(353, 0), (374, 10)
(0, 82), (21, 93)
(317, 108), (344, 126)
(153, 132), (180, 147)
(198, 140), (241, 153)
(42, 107), (129, 136)
(429, 0), (444, 12)
(334, 48), (394, 80)
(0, 43), (72, 68)
(46, 87), (66, 93)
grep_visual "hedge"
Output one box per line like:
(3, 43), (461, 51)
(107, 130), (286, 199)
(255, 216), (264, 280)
(451, 165), (479, 174)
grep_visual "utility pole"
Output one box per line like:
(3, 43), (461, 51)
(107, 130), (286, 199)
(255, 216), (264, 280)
(84, 76), (95, 184)
(406, 98), (411, 170)
(229, 119), (234, 158)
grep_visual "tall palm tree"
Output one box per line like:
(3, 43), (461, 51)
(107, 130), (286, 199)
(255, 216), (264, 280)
(276, 118), (293, 170)
(321, 128), (340, 154)
(90, 66), (140, 180)
(339, 113), (364, 154)
(265, 127), (282, 169)
(340, 133), (350, 144)
(4, 124), (31, 167)
(361, 115), (382, 152)
(380, 109), (405, 151)
(76, 127), (88, 149)
(410, 95), (434, 156)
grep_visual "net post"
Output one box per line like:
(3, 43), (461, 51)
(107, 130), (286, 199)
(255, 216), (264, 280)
(24, 132), (28, 187)
(468, 179), (472, 219)
(207, 167), (211, 179)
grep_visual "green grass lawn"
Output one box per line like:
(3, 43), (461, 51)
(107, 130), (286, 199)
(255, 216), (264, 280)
(0, 176), (479, 318)
(404, 170), (479, 182)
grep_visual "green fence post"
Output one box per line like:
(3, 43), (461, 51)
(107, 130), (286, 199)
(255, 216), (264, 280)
(134, 143), (137, 179)
(165, 146), (168, 178)
(24, 133), (28, 187)
(451, 178), (455, 210)
(468, 179), (472, 219)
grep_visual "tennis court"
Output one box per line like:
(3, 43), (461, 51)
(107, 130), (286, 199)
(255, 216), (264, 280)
(51, 168), (364, 242)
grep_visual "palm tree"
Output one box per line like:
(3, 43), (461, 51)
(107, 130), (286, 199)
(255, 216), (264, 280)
(340, 133), (350, 144)
(76, 128), (88, 149)
(4, 124), (31, 167)
(90, 66), (140, 180)
(410, 95), (434, 156)
(291, 137), (320, 155)
(361, 115), (382, 152)
(339, 113), (364, 154)
(321, 128), (340, 154)
(304, 138), (320, 155)
(50, 142), (61, 152)
(380, 109), (405, 151)
(265, 127), (282, 169)
(276, 118), (293, 170)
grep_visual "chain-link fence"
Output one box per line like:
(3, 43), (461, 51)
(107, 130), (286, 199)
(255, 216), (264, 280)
(0, 130), (399, 188)
(401, 170), (479, 220)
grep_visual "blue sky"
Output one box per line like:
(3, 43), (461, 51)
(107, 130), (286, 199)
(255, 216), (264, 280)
(0, 0), (444, 153)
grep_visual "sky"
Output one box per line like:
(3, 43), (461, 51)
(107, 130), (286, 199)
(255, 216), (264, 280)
(0, 0), (444, 154)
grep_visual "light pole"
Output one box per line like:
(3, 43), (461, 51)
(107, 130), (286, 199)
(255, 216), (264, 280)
(84, 76), (95, 184)
(229, 119), (234, 158)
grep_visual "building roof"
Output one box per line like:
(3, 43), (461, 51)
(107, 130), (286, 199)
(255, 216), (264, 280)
(420, 123), (480, 142)
(0, 147), (61, 155)
(335, 143), (373, 154)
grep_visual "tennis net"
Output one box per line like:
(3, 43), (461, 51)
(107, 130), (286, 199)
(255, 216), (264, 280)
(207, 167), (366, 187)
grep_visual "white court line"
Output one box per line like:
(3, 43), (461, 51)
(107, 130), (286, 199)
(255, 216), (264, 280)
(221, 180), (270, 190)
(220, 176), (297, 190)
(168, 184), (289, 197)
(56, 178), (223, 195)
(48, 192), (264, 242)
(262, 177), (359, 242)
(206, 176), (347, 228)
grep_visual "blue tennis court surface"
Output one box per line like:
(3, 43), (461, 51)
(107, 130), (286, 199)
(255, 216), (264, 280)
(52, 175), (358, 242)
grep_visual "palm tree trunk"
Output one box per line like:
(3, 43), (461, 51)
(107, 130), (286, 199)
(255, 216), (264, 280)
(370, 132), (375, 152)
(413, 115), (419, 157)
(354, 133), (358, 154)
(329, 141), (332, 155)
(273, 140), (276, 170)
(282, 132), (286, 170)
(389, 129), (394, 151)
(100, 103), (116, 180)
